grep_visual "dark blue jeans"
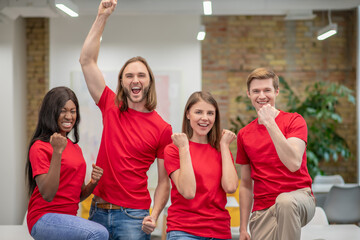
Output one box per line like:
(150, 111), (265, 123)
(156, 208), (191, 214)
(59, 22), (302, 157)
(89, 204), (150, 240)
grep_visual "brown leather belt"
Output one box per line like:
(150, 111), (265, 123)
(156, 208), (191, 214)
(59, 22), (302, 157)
(91, 201), (124, 210)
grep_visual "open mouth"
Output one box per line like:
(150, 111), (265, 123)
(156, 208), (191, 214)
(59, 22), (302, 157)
(132, 87), (141, 94)
(198, 123), (209, 127)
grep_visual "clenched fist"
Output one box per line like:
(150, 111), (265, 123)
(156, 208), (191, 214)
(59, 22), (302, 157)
(257, 104), (279, 126)
(220, 129), (236, 146)
(50, 133), (67, 155)
(171, 133), (189, 149)
(90, 163), (104, 184)
(98, 0), (117, 16)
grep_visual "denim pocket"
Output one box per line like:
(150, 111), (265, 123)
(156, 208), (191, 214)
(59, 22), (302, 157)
(124, 208), (149, 220)
(88, 206), (96, 220)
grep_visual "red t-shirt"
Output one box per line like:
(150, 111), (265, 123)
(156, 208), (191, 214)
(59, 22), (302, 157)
(236, 111), (312, 212)
(164, 142), (231, 239)
(27, 139), (86, 233)
(93, 86), (172, 209)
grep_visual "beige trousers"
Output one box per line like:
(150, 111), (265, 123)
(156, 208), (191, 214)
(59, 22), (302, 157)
(249, 188), (315, 240)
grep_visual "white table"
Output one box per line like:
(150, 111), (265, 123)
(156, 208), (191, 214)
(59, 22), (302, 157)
(0, 225), (33, 240)
(301, 224), (360, 240)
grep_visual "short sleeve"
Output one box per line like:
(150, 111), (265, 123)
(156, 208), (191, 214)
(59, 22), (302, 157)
(236, 130), (250, 165)
(29, 142), (52, 178)
(97, 86), (117, 114)
(164, 143), (180, 176)
(287, 113), (308, 144)
(156, 124), (173, 159)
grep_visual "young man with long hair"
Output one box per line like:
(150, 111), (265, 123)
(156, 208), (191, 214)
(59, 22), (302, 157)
(79, 0), (172, 239)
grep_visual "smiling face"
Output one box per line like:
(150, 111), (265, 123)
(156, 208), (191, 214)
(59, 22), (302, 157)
(186, 99), (216, 143)
(247, 78), (279, 112)
(121, 61), (150, 110)
(57, 100), (77, 137)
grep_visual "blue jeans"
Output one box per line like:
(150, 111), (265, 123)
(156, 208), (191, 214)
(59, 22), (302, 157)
(89, 204), (150, 240)
(31, 213), (109, 240)
(167, 231), (231, 240)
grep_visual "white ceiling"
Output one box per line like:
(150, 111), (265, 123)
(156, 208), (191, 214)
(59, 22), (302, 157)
(1, 0), (360, 19)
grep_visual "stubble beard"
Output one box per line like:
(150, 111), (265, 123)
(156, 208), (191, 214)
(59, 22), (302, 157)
(123, 85), (150, 104)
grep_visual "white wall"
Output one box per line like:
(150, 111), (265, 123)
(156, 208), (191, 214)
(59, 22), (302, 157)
(0, 17), (27, 224)
(13, 16), (28, 224)
(50, 14), (202, 114)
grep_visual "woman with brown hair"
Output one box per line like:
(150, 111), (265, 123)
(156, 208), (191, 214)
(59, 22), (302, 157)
(164, 91), (239, 240)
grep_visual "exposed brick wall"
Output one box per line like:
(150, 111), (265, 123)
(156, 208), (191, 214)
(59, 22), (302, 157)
(26, 18), (49, 144)
(202, 10), (357, 182)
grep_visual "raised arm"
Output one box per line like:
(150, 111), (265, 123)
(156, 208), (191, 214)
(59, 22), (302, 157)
(169, 133), (196, 199)
(220, 129), (239, 193)
(35, 133), (67, 202)
(79, 0), (117, 103)
(239, 164), (253, 240)
(258, 105), (305, 172)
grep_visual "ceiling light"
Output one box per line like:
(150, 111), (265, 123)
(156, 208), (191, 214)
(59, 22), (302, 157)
(197, 25), (206, 41)
(284, 10), (316, 21)
(55, 0), (79, 17)
(203, 1), (212, 15)
(317, 23), (338, 40)
(317, 10), (337, 40)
